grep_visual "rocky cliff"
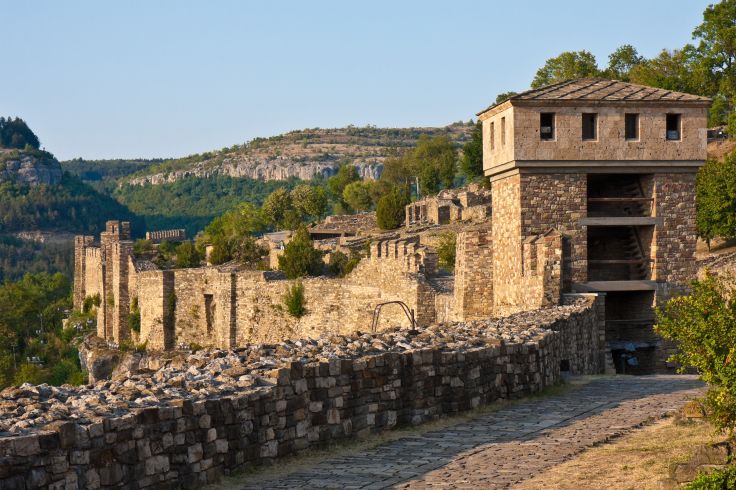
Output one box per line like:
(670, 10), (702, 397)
(0, 149), (63, 186)
(124, 123), (473, 186)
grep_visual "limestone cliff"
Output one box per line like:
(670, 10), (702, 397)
(0, 149), (63, 186)
(124, 123), (473, 186)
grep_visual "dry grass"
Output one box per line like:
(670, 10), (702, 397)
(514, 416), (727, 490)
(206, 378), (589, 489)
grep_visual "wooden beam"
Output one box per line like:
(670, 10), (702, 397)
(579, 217), (661, 226)
(587, 197), (654, 202)
(572, 280), (657, 292)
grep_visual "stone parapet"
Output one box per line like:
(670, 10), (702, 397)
(0, 300), (601, 488)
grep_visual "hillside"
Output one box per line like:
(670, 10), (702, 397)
(114, 123), (474, 186)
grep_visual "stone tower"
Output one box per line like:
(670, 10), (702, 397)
(97, 220), (133, 343)
(477, 78), (710, 373)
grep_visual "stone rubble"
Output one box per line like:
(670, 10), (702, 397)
(0, 302), (587, 437)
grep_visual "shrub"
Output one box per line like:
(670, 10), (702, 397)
(283, 281), (306, 318)
(376, 186), (410, 230)
(278, 227), (324, 279)
(133, 239), (153, 256)
(685, 465), (736, 489)
(437, 232), (457, 272)
(327, 250), (362, 277)
(175, 241), (201, 268)
(655, 272), (736, 433)
(129, 297), (141, 334)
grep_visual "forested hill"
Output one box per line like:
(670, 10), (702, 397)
(62, 123), (474, 188)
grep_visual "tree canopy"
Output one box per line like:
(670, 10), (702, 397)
(0, 117), (40, 150)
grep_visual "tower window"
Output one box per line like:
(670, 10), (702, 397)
(625, 113), (639, 140)
(501, 117), (506, 146)
(540, 113), (555, 140)
(666, 114), (681, 140)
(490, 121), (495, 150)
(582, 113), (597, 141)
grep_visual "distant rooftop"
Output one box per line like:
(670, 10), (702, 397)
(478, 78), (712, 115)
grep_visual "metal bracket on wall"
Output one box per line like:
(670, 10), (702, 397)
(371, 301), (416, 333)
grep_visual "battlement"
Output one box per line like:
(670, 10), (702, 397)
(369, 237), (438, 275)
(145, 228), (186, 243)
(103, 220), (131, 239)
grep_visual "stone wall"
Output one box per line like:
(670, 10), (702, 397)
(134, 237), (443, 350)
(73, 236), (95, 310)
(491, 174), (568, 316)
(0, 300), (602, 489)
(453, 230), (493, 320)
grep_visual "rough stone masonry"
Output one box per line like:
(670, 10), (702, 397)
(0, 299), (601, 488)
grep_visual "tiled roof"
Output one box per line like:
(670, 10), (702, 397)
(478, 78), (711, 115)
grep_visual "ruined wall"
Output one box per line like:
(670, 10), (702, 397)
(453, 230), (493, 320)
(73, 236), (95, 310)
(135, 238), (440, 350)
(83, 248), (103, 313)
(0, 302), (602, 489)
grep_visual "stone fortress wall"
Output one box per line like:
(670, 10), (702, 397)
(0, 300), (602, 489)
(78, 226), (560, 351)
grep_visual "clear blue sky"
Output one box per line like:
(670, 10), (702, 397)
(0, 0), (712, 160)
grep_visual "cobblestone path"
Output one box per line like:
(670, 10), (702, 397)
(234, 375), (703, 489)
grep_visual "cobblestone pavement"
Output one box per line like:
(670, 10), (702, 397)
(234, 375), (704, 490)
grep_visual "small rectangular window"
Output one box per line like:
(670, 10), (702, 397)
(490, 121), (495, 150)
(625, 113), (639, 140)
(501, 117), (506, 146)
(582, 113), (597, 141)
(540, 113), (554, 140)
(666, 114), (681, 140)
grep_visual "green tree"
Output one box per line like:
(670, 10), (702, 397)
(231, 236), (268, 266)
(277, 227), (324, 278)
(696, 155), (736, 246)
(261, 188), (293, 229)
(655, 273), (736, 433)
(175, 241), (202, 268)
(291, 184), (327, 221)
(376, 186), (410, 230)
(531, 51), (600, 88)
(604, 44), (644, 81)
(0, 117), (40, 150)
(693, 0), (736, 102)
(460, 121), (483, 181)
(494, 91), (519, 104)
(628, 47), (711, 96)
(342, 181), (375, 211)
(327, 163), (360, 198)
(412, 135), (458, 193)
(437, 232), (457, 272)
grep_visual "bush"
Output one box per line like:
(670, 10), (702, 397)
(129, 297), (141, 334)
(283, 281), (306, 318)
(437, 232), (457, 272)
(278, 228), (324, 279)
(175, 241), (201, 268)
(376, 186), (410, 230)
(655, 273), (736, 433)
(133, 239), (153, 256)
(685, 465), (736, 489)
(327, 250), (361, 277)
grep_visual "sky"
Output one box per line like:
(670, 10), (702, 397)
(0, 0), (713, 160)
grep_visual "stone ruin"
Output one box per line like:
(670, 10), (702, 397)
(1, 78), (710, 487)
(0, 299), (602, 488)
(405, 183), (492, 226)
